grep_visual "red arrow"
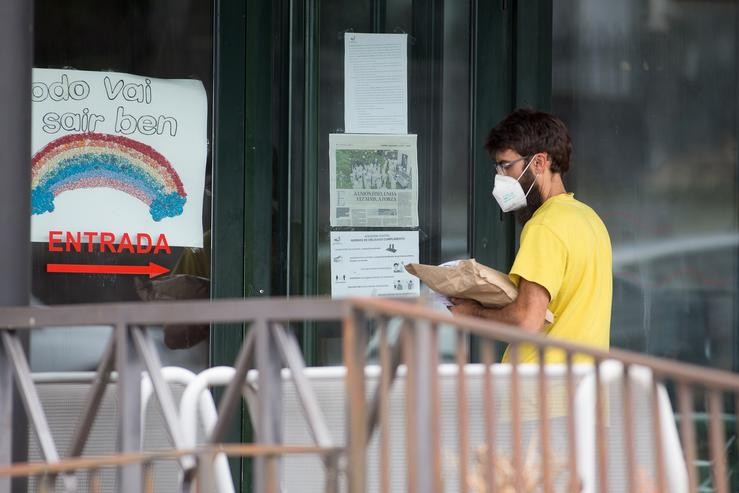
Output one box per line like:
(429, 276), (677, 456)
(47, 262), (170, 279)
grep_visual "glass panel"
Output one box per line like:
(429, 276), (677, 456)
(31, 0), (214, 371)
(553, 1), (738, 370)
(440, 1), (471, 261)
(292, 0), (472, 364)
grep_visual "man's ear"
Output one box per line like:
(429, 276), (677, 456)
(534, 152), (551, 174)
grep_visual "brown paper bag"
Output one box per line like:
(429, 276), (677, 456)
(405, 259), (554, 324)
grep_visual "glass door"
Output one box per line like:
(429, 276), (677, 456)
(276, 0), (477, 365)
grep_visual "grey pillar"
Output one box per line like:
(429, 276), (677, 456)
(0, 0), (32, 307)
(0, 1), (33, 492)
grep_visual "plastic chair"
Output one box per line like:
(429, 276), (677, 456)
(30, 370), (194, 492)
(178, 366), (243, 493)
(251, 363), (593, 492)
(575, 360), (688, 493)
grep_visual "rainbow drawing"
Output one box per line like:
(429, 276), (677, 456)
(31, 133), (187, 221)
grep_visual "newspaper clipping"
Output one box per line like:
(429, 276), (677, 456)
(329, 134), (418, 227)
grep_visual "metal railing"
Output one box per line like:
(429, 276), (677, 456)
(0, 296), (738, 493)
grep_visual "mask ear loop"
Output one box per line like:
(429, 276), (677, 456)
(515, 155), (535, 181)
(523, 175), (537, 198)
(518, 155), (538, 198)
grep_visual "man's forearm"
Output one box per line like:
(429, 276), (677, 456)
(475, 302), (544, 334)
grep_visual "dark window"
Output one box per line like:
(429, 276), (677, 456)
(31, 0), (214, 371)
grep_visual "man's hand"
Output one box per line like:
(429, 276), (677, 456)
(448, 297), (485, 318)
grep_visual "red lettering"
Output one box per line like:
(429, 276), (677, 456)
(46, 231), (173, 256)
(65, 231), (81, 253)
(136, 233), (152, 254)
(100, 232), (115, 253)
(48, 231), (62, 252)
(83, 231), (98, 252)
(118, 233), (134, 254)
(153, 234), (171, 255)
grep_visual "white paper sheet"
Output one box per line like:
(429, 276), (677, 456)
(344, 33), (407, 134)
(31, 68), (208, 247)
(329, 133), (418, 227)
(330, 231), (420, 298)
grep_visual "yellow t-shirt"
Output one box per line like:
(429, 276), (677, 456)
(502, 193), (612, 363)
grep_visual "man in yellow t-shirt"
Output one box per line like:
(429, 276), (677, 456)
(449, 108), (612, 363)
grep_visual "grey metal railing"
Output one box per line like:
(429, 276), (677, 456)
(1, 296), (739, 493)
(0, 298), (345, 493)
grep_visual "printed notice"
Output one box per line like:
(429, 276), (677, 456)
(331, 231), (420, 298)
(344, 33), (407, 134)
(31, 68), (207, 247)
(330, 133), (418, 227)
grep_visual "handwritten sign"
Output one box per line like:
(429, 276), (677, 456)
(31, 68), (208, 248)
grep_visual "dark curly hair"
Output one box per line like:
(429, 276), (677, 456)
(484, 108), (572, 175)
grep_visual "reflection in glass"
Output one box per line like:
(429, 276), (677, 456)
(553, 0), (738, 370)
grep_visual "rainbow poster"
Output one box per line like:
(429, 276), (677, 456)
(31, 68), (207, 248)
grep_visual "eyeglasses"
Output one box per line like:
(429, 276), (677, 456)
(494, 155), (531, 175)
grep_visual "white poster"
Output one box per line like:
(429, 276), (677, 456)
(30, 68), (208, 247)
(329, 133), (418, 227)
(330, 231), (420, 298)
(344, 33), (407, 134)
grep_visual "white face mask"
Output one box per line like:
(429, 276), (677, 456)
(492, 157), (537, 212)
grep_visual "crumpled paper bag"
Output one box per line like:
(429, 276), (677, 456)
(405, 259), (554, 324)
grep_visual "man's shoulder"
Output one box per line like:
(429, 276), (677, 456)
(527, 195), (609, 240)
(538, 194), (603, 222)
(563, 196), (609, 234)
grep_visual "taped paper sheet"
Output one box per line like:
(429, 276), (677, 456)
(331, 230), (420, 298)
(344, 32), (408, 134)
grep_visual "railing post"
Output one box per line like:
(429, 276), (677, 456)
(411, 319), (435, 493)
(343, 306), (367, 493)
(254, 320), (282, 493)
(116, 321), (143, 493)
(0, 332), (12, 493)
